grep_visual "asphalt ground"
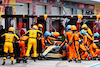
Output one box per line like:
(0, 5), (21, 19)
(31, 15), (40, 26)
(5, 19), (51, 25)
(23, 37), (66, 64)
(0, 57), (100, 67)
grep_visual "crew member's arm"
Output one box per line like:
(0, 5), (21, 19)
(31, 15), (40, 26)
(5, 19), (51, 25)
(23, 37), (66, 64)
(60, 40), (66, 48)
(1, 33), (5, 37)
(84, 35), (87, 44)
(87, 34), (93, 41)
(48, 36), (56, 40)
(41, 37), (45, 49)
(24, 31), (29, 36)
(87, 28), (93, 37)
(14, 34), (19, 40)
(65, 33), (68, 43)
(79, 33), (83, 39)
(68, 34), (73, 45)
(37, 30), (43, 36)
(60, 34), (67, 48)
(47, 39), (53, 45)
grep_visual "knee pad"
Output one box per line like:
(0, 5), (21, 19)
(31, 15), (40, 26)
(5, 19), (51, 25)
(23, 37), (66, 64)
(3, 57), (6, 60)
(11, 57), (14, 61)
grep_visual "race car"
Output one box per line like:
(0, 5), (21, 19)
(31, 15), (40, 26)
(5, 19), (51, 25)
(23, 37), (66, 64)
(41, 41), (67, 60)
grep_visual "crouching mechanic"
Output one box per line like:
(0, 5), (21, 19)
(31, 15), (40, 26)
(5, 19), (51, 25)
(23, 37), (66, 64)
(81, 24), (93, 38)
(25, 25), (42, 62)
(44, 31), (56, 46)
(93, 33), (100, 60)
(1, 27), (19, 65)
(79, 30), (89, 60)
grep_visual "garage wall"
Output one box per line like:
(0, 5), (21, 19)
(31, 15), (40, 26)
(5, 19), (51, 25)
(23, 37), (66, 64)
(52, 7), (60, 15)
(29, 3), (32, 15)
(77, 9), (82, 14)
(29, 3), (32, 29)
(63, 7), (72, 15)
(36, 5), (45, 15)
(16, 2), (28, 15)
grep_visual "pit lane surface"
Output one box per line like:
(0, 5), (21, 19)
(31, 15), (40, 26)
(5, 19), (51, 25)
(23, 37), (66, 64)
(0, 57), (99, 67)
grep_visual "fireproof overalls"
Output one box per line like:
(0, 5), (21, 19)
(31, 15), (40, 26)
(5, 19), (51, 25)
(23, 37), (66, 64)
(84, 34), (96, 58)
(1, 33), (19, 61)
(90, 37), (100, 57)
(65, 31), (73, 60)
(25, 29), (42, 58)
(69, 32), (81, 61)
(19, 35), (28, 57)
(80, 35), (89, 60)
(45, 36), (56, 46)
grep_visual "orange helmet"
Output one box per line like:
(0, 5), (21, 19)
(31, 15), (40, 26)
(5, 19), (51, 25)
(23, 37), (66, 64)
(71, 25), (77, 31)
(52, 32), (60, 36)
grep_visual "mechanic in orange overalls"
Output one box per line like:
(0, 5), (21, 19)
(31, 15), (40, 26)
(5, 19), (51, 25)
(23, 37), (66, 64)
(19, 32), (28, 58)
(81, 24), (96, 60)
(60, 25), (73, 61)
(19, 23), (28, 58)
(83, 31), (97, 60)
(44, 31), (56, 46)
(68, 25), (81, 62)
(1, 27), (19, 65)
(92, 33), (100, 60)
(81, 24), (93, 38)
(79, 30), (89, 60)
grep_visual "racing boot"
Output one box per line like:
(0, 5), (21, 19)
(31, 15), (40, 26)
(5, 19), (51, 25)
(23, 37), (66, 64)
(11, 61), (13, 65)
(97, 55), (100, 61)
(2, 60), (5, 65)
(93, 57), (96, 60)
(75, 58), (81, 63)
(24, 56), (27, 63)
(85, 58), (89, 61)
(68, 59), (72, 62)
(73, 58), (76, 61)
(38, 54), (42, 60)
(34, 57), (37, 62)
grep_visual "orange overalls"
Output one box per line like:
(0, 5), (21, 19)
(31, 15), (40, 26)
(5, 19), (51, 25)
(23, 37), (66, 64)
(84, 35), (97, 58)
(60, 31), (73, 59)
(41, 37), (45, 50)
(69, 32), (81, 60)
(45, 36), (56, 45)
(92, 43), (100, 57)
(89, 37), (100, 57)
(65, 31), (73, 60)
(80, 35), (89, 60)
(19, 35), (28, 57)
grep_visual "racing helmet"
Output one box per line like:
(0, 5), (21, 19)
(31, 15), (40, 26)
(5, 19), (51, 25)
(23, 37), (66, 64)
(93, 32), (99, 38)
(81, 24), (88, 29)
(52, 32), (60, 37)
(8, 27), (15, 33)
(38, 24), (43, 28)
(71, 25), (77, 31)
(32, 25), (38, 30)
(80, 29), (88, 35)
(44, 31), (51, 37)
(66, 25), (71, 30)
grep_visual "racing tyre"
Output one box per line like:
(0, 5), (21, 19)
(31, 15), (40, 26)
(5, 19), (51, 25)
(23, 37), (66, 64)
(16, 59), (20, 63)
